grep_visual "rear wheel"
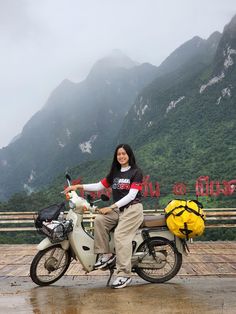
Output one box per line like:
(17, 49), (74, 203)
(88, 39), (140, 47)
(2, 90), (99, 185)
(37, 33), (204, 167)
(135, 237), (182, 283)
(30, 245), (71, 286)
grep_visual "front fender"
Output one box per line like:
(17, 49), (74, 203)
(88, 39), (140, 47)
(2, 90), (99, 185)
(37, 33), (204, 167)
(37, 238), (69, 251)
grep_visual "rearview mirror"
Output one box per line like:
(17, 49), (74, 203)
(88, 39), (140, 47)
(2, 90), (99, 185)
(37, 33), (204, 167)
(101, 194), (109, 202)
(65, 173), (71, 181)
(87, 194), (93, 205)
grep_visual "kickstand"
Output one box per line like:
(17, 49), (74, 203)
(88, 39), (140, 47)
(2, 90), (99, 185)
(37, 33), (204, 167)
(106, 266), (115, 287)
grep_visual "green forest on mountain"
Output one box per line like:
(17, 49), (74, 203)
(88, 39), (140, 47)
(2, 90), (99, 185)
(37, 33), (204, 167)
(0, 158), (235, 243)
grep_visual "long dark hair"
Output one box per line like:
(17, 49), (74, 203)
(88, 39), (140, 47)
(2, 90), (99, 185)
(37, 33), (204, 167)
(106, 144), (138, 184)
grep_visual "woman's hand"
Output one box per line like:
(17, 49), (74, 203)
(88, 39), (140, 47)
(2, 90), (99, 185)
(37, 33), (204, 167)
(64, 185), (79, 194)
(99, 207), (113, 215)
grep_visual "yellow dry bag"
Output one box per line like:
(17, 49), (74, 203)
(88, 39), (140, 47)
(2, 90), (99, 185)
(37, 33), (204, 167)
(164, 199), (205, 240)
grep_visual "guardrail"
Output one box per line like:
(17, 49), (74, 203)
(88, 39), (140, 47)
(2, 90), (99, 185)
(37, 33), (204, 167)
(0, 208), (236, 232)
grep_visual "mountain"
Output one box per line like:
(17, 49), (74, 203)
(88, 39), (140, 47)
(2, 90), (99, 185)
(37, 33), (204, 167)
(1, 14), (234, 202)
(118, 31), (222, 144)
(156, 31), (221, 76)
(117, 15), (236, 188)
(0, 51), (158, 200)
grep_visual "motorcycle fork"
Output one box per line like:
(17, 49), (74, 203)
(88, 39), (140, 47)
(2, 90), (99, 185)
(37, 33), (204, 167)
(49, 247), (67, 269)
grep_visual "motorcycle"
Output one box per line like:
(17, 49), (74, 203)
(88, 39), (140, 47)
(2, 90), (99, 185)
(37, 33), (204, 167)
(30, 174), (188, 287)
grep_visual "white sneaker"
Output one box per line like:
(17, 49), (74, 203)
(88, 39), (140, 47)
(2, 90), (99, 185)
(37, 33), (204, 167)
(94, 254), (116, 269)
(111, 276), (132, 289)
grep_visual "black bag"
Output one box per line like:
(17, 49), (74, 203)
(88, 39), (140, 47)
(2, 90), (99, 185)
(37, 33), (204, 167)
(35, 202), (66, 229)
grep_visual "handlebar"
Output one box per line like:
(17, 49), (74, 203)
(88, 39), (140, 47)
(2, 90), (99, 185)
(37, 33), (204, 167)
(64, 172), (109, 202)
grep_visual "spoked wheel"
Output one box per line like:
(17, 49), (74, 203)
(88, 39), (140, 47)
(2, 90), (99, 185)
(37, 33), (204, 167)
(30, 245), (71, 286)
(135, 237), (182, 283)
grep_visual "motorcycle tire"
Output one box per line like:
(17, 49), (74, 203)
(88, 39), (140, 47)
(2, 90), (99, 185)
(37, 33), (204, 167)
(30, 244), (71, 286)
(135, 237), (182, 283)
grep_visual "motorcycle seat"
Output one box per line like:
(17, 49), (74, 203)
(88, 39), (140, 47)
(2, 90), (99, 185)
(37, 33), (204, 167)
(140, 214), (167, 228)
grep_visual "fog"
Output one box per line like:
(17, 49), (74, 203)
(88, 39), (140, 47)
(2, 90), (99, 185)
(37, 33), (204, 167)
(0, 0), (235, 148)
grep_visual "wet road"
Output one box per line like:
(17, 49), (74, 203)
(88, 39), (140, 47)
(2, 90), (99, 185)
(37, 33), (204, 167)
(0, 275), (236, 314)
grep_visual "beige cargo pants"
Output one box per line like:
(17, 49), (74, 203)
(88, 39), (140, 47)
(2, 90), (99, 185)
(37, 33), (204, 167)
(94, 203), (143, 276)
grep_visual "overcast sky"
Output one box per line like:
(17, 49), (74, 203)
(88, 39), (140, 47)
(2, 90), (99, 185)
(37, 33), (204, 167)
(0, 0), (235, 148)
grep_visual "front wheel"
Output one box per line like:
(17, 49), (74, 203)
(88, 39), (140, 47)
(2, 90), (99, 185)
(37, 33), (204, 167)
(30, 245), (71, 286)
(135, 237), (182, 283)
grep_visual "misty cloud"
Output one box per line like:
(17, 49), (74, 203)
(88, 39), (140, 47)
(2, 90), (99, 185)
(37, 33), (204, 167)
(0, 0), (235, 148)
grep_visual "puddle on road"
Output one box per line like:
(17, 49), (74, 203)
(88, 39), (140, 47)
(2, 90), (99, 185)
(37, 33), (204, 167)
(0, 277), (236, 313)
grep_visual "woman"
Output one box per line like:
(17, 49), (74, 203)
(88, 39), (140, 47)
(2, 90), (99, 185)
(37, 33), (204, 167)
(64, 144), (143, 289)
